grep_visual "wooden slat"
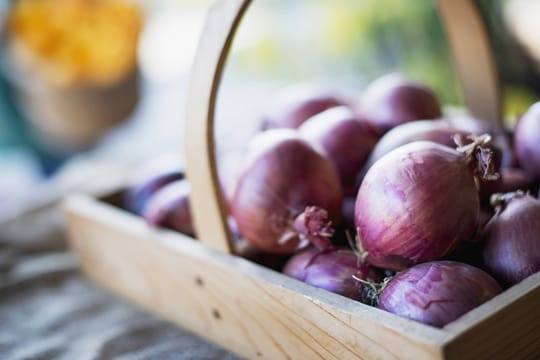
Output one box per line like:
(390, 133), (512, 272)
(442, 273), (540, 360)
(64, 195), (450, 360)
(184, 0), (252, 253)
(437, 0), (502, 125)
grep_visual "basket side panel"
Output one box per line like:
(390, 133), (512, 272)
(64, 196), (446, 360)
(443, 273), (540, 360)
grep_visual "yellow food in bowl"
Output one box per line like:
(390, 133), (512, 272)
(7, 0), (143, 87)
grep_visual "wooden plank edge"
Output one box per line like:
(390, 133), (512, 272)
(63, 194), (451, 359)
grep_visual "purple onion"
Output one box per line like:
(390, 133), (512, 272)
(514, 102), (540, 178)
(299, 106), (379, 195)
(143, 179), (194, 237)
(231, 130), (342, 254)
(262, 85), (345, 130)
(283, 247), (381, 301)
(482, 192), (540, 286)
(357, 74), (442, 135)
(124, 156), (185, 215)
(379, 261), (502, 328)
(355, 139), (497, 270)
(365, 120), (469, 170)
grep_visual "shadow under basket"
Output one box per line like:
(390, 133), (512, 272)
(65, 0), (540, 359)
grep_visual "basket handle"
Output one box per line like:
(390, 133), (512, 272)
(185, 0), (501, 254)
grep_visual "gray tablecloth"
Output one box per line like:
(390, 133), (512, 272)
(0, 203), (240, 360)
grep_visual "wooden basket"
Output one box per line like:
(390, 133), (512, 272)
(64, 1), (540, 359)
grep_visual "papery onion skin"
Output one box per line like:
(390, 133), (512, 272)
(143, 179), (194, 237)
(262, 85), (345, 130)
(482, 193), (540, 286)
(379, 261), (502, 328)
(358, 74), (442, 135)
(355, 141), (480, 270)
(283, 247), (380, 301)
(514, 102), (540, 178)
(124, 157), (184, 215)
(299, 106), (379, 196)
(231, 130), (342, 254)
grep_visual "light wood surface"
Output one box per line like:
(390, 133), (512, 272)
(65, 195), (451, 360)
(64, 195), (540, 359)
(185, 0), (501, 254)
(184, 0), (252, 253)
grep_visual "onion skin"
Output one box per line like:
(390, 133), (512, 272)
(262, 85), (345, 130)
(379, 261), (502, 328)
(143, 179), (194, 237)
(231, 130), (342, 254)
(482, 193), (540, 286)
(124, 157), (184, 215)
(299, 106), (379, 195)
(365, 120), (469, 170)
(358, 74), (442, 135)
(355, 141), (481, 270)
(514, 102), (540, 178)
(283, 247), (380, 301)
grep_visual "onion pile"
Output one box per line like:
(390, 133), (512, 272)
(121, 75), (540, 329)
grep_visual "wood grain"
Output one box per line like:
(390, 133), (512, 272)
(184, 0), (252, 254)
(65, 195), (451, 360)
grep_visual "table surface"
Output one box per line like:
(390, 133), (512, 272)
(0, 202), (241, 360)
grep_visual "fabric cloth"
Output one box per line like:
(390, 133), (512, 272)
(0, 203), (240, 360)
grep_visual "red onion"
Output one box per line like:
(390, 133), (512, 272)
(379, 261), (501, 327)
(262, 85), (345, 130)
(355, 137), (498, 270)
(143, 179), (194, 237)
(482, 192), (540, 286)
(299, 106), (379, 195)
(358, 74), (442, 135)
(514, 102), (540, 178)
(231, 130), (343, 254)
(365, 120), (470, 170)
(283, 247), (380, 301)
(124, 156), (184, 215)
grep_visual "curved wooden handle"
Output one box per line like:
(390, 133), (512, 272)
(185, 0), (500, 254)
(437, 0), (501, 125)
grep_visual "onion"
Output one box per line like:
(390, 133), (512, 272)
(355, 137), (498, 270)
(379, 261), (502, 328)
(358, 74), (442, 135)
(299, 106), (378, 195)
(365, 120), (469, 170)
(143, 179), (194, 237)
(482, 192), (540, 286)
(231, 130), (343, 254)
(124, 156), (184, 215)
(283, 247), (380, 301)
(262, 85), (345, 130)
(514, 102), (540, 178)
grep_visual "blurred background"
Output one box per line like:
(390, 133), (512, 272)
(1, 0), (540, 221)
